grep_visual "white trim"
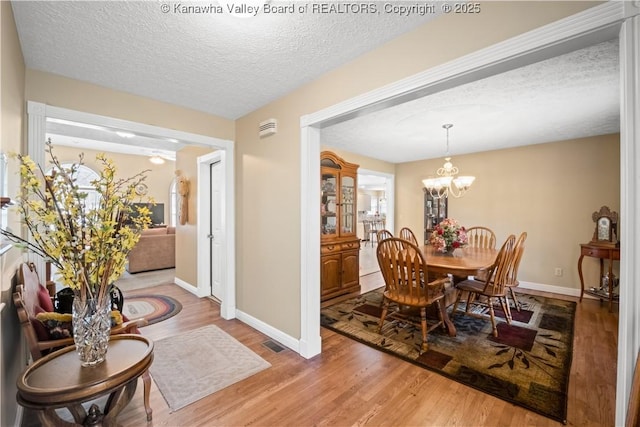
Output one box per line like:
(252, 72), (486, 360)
(616, 6), (640, 426)
(235, 309), (300, 353)
(358, 168), (395, 236)
(197, 150), (237, 319)
(299, 125), (322, 358)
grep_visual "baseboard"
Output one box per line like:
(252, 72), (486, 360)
(173, 277), (202, 296)
(518, 280), (584, 298)
(235, 309), (300, 354)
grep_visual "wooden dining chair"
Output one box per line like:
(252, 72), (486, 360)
(376, 229), (393, 242)
(377, 238), (450, 352)
(505, 232), (528, 311)
(452, 234), (516, 337)
(398, 227), (419, 246)
(466, 226), (497, 249)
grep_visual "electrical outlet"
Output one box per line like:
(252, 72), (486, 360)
(554, 267), (563, 277)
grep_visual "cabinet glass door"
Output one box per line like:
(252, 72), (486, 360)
(321, 172), (338, 236)
(341, 175), (355, 234)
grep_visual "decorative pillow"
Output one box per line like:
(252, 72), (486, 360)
(37, 285), (54, 313)
(34, 310), (124, 340)
(29, 316), (51, 342)
(35, 312), (72, 340)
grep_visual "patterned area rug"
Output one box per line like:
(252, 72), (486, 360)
(321, 288), (575, 423)
(150, 325), (271, 411)
(122, 295), (182, 326)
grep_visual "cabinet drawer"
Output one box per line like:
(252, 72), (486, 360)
(321, 244), (341, 254)
(581, 246), (613, 259)
(341, 241), (360, 251)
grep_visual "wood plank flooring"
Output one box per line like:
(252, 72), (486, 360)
(115, 276), (618, 427)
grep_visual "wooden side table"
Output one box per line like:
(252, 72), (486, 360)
(578, 242), (621, 312)
(17, 334), (153, 426)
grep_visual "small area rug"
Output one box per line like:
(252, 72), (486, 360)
(321, 288), (575, 423)
(122, 295), (182, 326)
(150, 324), (271, 412)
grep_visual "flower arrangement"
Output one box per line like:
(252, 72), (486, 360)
(0, 141), (152, 305)
(429, 218), (468, 253)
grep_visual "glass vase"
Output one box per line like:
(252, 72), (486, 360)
(72, 294), (111, 367)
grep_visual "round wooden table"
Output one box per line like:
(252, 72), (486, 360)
(17, 334), (153, 426)
(422, 245), (498, 277)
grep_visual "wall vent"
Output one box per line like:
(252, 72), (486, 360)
(259, 118), (277, 138)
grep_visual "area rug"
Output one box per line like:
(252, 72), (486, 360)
(150, 325), (271, 412)
(122, 295), (182, 326)
(320, 288), (575, 423)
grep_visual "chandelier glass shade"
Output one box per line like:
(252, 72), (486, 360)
(422, 124), (475, 199)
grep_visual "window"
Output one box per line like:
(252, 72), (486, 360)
(46, 164), (100, 212)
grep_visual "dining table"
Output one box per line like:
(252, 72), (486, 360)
(421, 245), (499, 278)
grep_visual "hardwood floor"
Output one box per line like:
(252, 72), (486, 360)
(116, 279), (618, 427)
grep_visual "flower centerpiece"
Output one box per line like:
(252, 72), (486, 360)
(0, 141), (152, 366)
(429, 218), (468, 254)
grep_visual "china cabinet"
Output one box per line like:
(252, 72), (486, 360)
(423, 190), (448, 244)
(321, 151), (360, 301)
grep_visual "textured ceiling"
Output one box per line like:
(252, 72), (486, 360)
(11, 2), (619, 164)
(11, 1), (437, 120)
(322, 39), (620, 163)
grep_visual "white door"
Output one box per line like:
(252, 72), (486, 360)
(209, 160), (223, 299)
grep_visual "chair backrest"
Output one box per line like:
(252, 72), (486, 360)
(506, 232), (527, 285)
(377, 238), (443, 304)
(13, 285), (53, 361)
(363, 220), (371, 234)
(398, 227), (419, 246)
(466, 226), (497, 249)
(480, 234), (516, 296)
(377, 229), (393, 242)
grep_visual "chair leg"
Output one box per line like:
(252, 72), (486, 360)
(451, 291), (463, 319)
(142, 369), (153, 421)
(419, 307), (428, 352)
(509, 287), (521, 312)
(500, 297), (512, 324)
(488, 298), (498, 337)
(378, 299), (390, 333)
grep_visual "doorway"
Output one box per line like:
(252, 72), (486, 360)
(197, 150), (235, 318)
(26, 102), (237, 320)
(357, 170), (395, 284)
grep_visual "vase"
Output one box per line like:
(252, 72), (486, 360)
(72, 294), (111, 367)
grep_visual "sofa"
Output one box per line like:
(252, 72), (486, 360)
(126, 226), (176, 273)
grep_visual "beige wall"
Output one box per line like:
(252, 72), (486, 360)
(0, 1), (26, 282)
(396, 134), (620, 290)
(235, 1), (599, 337)
(175, 146), (214, 286)
(52, 145), (176, 223)
(0, 3), (26, 426)
(25, 70), (234, 142)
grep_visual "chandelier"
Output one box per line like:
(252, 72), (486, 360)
(422, 124), (475, 199)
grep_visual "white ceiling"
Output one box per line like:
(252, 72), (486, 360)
(11, 1), (437, 120)
(11, 2), (619, 163)
(322, 39), (619, 163)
